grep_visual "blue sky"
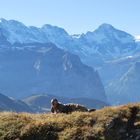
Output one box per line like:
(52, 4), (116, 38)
(0, 0), (139, 36)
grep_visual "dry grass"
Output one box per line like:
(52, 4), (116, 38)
(0, 103), (140, 140)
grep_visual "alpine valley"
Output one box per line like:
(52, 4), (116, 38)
(0, 18), (140, 107)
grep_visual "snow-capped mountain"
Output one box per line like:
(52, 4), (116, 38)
(78, 23), (136, 58)
(1, 18), (140, 105)
(41, 24), (73, 48)
(0, 18), (74, 47)
(77, 24), (139, 67)
(0, 18), (41, 43)
(135, 35), (140, 42)
(0, 18), (138, 68)
(0, 18), (82, 54)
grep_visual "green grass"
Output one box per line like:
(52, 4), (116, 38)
(0, 103), (140, 140)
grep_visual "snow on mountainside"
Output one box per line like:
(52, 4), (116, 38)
(0, 18), (73, 47)
(1, 18), (140, 105)
(135, 35), (140, 42)
(41, 24), (73, 48)
(79, 24), (134, 45)
(78, 24), (136, 60)
(0, 18), (138, 67)
(0, 18), (49, 43)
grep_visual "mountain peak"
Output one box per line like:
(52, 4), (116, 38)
(42, 24), (68, 35)
(100, 23), (113, 27)
(0, 18), (27, 30)
(42, 24), (64, 31)
(96, 23), (115, 32)
(0, 18), (7, 23)
(42, 24), (57, 29)
(0, 18), (23, 25)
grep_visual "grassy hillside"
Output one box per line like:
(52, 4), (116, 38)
(0, 103), (140, 140)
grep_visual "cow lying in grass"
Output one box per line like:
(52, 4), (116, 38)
(51, 98), (96, 114)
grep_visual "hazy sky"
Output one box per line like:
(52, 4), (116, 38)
(0, 0), (139, 36)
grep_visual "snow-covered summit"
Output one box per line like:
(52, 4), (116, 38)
(135, 36), (140, 42)
(0, 18), (139, 67)
(41, 24), (73, 49)
(0, 19), (135, 47)
(96, 23), (114, 31)
(0, 19), (73, 49)
(80, 23), (134, 45)
(42, 24), (68, 35)
(0, 18), (39, 43)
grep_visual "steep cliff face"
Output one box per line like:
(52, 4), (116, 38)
(0, 43), (106, 101)
(106, 62), (140, 104)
